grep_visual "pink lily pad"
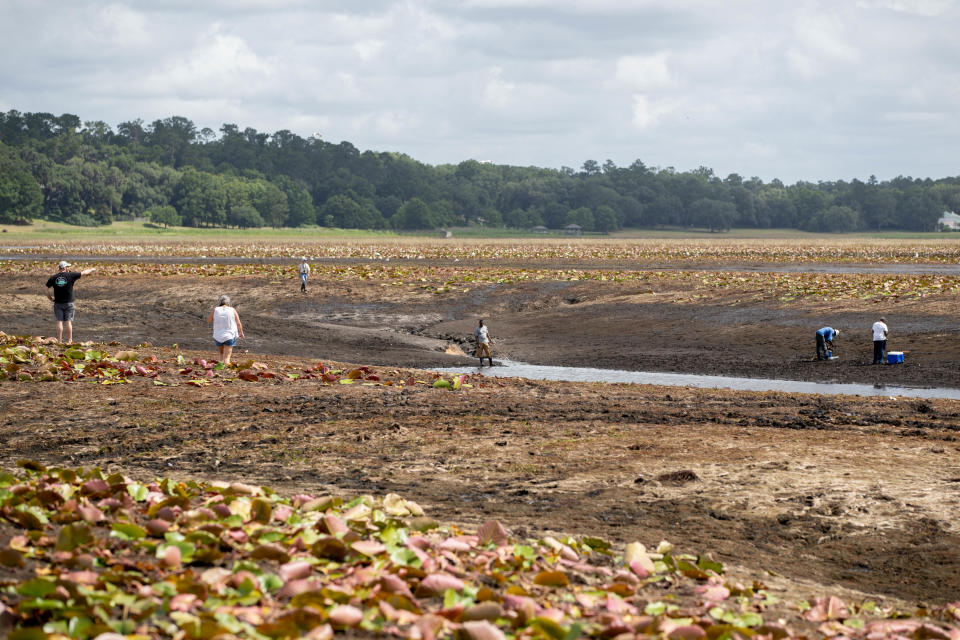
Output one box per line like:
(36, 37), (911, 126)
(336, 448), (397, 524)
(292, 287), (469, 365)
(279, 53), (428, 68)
(417, 573), (465, 597)
(462, 620), (507, 640)
(328, 604), (364, 627)
(351, 540), (386, 556)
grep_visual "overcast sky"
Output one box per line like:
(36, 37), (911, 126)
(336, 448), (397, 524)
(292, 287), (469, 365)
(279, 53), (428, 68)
(1, 0), (958, 183)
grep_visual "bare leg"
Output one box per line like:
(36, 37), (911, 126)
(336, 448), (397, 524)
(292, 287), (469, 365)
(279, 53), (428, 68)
(55, 321), (64, 342)
(222, 345), (234, 365)
(63, 321), (73, 344)
(218, 345), (226, 361)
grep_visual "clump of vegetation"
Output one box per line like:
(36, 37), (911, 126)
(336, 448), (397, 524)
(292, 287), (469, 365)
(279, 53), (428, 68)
(0, 332), (469, 389)
(2, 463), (958, 639)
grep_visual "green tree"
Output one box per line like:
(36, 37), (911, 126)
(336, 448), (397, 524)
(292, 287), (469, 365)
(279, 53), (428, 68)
(503, 207), (543, 229)
(147, 116), (197, 166)
(43, 163), (86, 220)
(757, 189), (797, 228)
(248, 179), (288, 227)
(319, 193), (382, 229)
(0, 144), (43, 223)
(896, 187), (940, 231)
(273, 175), (315, 226)
(581, 159), (600, 176)
(64, 213), (99, 226)
(319, 194), (361, 228)
(806, 205), (859, 232)
(540, 202), (569, 229)
(147, 205), (181, 228)
(645, 194), (683, 227)
(689, 198), (737, 232)
(593, 205), (619, 232)
(173, 168), (226, 227)
(860, 188), (897, 230)
(564, 207), (594, 231)
(230, 204), (265, 228)
(791, 184), (830, 227)
(618, 196), (643, 227)
(392, 198), (436, 230)
(478, 206), (503, 227)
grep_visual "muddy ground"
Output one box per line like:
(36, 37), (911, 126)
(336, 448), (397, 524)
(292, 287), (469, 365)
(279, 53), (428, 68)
(1, 264), (960, 610)
(2, 267), (959, 387)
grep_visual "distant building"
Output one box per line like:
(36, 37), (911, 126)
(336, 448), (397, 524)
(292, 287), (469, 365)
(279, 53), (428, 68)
(531, 225), (548, 234)
(938, 211), (960, 231)
(564, 224), (583, 236)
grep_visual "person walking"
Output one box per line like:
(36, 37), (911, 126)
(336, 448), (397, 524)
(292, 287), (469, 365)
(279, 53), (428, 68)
(298, 257), (310, 293)
(473, 319), (493, 366)
(44, 260), (96, 343)
(872, 317), (889, 364)
(206, 295), (244, 365)
(815, 326), (839, 360)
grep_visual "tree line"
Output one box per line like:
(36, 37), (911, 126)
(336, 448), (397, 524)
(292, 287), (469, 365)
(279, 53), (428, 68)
(1, 110), (957, 232)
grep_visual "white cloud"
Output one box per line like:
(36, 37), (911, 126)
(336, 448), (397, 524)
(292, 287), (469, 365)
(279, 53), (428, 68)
(483, 66), (515, 109)
(792, 11), (861, 64)
(742, 141), (777, 160)
(352, 40), (385, 61)
(351, 110), (421, 139)
(140, 25), (273, 97)
(97, 4), (149, 47)
(630, 95), (668, 129)
(613, 53), (673, 90)
(856, 0), (953, 16)
(785, 48), (818, 79)
(2, 0), (959, 182)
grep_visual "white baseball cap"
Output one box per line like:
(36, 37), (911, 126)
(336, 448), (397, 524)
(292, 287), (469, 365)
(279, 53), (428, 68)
(58, 261), (71, 269)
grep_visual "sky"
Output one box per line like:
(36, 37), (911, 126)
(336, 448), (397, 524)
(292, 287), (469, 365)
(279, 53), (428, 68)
(1, 0), (958, 183)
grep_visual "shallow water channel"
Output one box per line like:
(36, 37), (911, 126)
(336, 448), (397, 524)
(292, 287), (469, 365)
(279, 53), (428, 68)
(435, 360), (960, 400)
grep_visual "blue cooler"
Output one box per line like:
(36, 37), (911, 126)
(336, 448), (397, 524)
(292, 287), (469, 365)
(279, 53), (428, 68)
(887, 351), (904, 364)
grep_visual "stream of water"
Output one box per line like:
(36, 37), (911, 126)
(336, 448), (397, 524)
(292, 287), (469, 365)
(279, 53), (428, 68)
(434, 360), (960, 400)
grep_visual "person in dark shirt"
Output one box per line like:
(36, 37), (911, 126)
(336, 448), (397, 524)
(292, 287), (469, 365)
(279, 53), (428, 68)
(44, 260), (96, 343)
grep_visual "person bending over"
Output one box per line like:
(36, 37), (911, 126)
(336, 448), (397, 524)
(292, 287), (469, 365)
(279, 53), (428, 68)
(815, 326), (839, 360)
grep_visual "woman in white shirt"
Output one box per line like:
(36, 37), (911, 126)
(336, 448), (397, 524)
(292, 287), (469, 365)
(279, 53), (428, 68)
(206, 295), (245, 365)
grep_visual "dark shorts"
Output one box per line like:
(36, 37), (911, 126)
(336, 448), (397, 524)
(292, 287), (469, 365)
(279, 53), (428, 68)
(54, 302), (75, 322)
(215, 338), (237, 347)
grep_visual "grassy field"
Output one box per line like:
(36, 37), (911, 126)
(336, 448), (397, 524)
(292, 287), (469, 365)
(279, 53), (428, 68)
(3, 219), (959, 242)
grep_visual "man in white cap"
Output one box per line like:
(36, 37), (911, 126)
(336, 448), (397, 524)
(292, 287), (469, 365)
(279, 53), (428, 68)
(45, 260), (96, 343)
(298, 257), (310, 293)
